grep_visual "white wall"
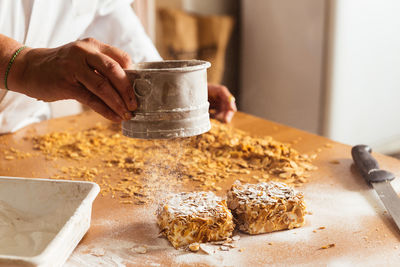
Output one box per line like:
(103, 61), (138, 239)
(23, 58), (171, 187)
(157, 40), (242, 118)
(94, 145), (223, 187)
(240, 0), (326, 134)
(324, 0), (400, 153)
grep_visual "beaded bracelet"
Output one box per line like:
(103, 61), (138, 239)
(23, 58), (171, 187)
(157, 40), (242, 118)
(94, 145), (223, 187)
(4, 46), (26, 90)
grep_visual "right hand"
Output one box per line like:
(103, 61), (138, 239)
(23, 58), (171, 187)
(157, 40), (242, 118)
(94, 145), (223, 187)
(8, 38), (136, 122)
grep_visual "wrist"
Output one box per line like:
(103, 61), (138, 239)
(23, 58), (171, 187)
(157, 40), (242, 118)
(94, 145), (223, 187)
(6, 46), (33, 93)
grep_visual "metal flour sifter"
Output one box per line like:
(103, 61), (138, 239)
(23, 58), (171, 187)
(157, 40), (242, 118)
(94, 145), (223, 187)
(122, 60), (211, 139)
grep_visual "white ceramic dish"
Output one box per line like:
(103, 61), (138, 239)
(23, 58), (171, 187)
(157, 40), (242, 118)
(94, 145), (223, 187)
(0, 176), (99, 267)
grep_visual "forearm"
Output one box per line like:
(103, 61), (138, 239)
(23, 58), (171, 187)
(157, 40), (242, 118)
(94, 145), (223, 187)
(0, 36), (137, 122)
(0, 34), (31, 91)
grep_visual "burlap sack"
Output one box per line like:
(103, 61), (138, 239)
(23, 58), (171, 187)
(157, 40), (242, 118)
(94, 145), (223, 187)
(157, 8), (234, 84)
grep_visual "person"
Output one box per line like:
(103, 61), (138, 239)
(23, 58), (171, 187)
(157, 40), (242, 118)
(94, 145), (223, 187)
(0, 0), (237, 134)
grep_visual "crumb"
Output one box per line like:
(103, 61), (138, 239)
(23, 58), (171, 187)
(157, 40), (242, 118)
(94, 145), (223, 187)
(329, 160), (340, 165)
(199, 244), (215, 255)
(219, 245), (230, 251)
(268, 242), (273, 245)
(232, 235), (240, 241)
(239, 248), (245, 252)
(320, 243), (335, 249)
(188, 243), (200, 252)
(89, 247), (105, 257)
(132, 246), (147, 254)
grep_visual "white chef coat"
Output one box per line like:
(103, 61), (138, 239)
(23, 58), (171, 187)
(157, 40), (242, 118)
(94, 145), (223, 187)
(0, 0), (161, 133)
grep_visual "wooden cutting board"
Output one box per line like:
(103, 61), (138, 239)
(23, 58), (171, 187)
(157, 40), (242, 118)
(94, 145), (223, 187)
(1, 111), (400, 266)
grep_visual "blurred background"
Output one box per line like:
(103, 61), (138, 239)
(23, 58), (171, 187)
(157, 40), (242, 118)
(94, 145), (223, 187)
(52, 0), (400, 155)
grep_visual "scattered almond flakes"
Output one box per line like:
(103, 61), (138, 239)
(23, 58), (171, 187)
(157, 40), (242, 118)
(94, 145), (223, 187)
(24, 120), (317, 204)
(3, 147), (34, 160)
(120, 200), (133, 204)
(4, 155), (14, 160)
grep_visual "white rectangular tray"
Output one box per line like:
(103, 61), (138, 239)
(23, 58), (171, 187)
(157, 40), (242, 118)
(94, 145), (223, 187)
(0, 176), (99, 267)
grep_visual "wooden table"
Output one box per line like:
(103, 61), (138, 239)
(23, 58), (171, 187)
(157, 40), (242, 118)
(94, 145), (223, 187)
(1, 111), (400, 266)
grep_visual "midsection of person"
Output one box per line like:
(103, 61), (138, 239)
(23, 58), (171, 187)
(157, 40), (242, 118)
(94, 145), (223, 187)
(0, 0), (236, 134)
(0, 0), (159, 134)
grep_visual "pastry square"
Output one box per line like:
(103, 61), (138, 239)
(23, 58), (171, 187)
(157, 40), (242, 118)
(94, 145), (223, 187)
(227, 181), (306, 234)
(157, 191), (235, 248)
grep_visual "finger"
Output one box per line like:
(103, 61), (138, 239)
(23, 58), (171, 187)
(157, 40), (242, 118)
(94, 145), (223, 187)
(77, 68), (131, 120)
(225, 110), (235, 123)
(208, 84), (237, 112)
(212, 110), (234, 123)
(208, 84), (237, 123)
(83, 38), (133, 68)
(98, 42), (133, 69)
(217, 85), (237, 112)
(213, 111), (226, 123)
(71, 84), (122, 122)
(229, 95), (237, 112)
(86, 52), (137, 111)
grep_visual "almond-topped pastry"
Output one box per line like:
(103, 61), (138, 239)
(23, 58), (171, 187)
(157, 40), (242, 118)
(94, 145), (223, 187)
(227, 180), (306, 234)
(157, 191), (235, 248)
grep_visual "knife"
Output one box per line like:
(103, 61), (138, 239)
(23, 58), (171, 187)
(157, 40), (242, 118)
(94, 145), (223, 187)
(352, 144), (400, 231)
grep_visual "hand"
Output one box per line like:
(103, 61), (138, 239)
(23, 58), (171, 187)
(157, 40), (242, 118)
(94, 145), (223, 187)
(208, 84), (237, 123)
(8, 38), (136, 122)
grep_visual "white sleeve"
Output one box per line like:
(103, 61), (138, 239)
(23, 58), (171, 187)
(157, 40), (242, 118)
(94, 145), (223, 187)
(80, 0), (162, 63)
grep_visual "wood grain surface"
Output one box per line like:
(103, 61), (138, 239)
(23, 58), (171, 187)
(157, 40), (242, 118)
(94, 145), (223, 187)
(1, 111), (400, 266)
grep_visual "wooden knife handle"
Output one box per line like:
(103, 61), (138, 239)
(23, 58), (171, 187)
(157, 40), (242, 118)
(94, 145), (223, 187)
(351, 145), (395, 183)
(351, 145), (379, 178)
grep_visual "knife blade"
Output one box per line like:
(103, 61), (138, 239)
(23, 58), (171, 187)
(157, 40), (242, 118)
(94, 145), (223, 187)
(351, 144), (400, 231)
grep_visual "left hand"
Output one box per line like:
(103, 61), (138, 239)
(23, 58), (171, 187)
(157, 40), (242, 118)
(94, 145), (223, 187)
(208, 84), (237, 123)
